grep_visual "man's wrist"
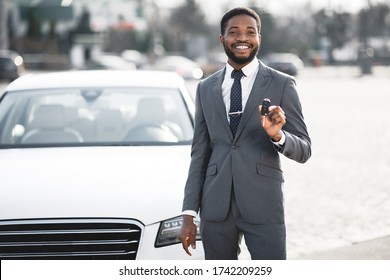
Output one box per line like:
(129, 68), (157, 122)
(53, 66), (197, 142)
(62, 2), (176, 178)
(271, 132), (282, 142)
(182, 214), (194, 222)
(271, 131), (286, 146)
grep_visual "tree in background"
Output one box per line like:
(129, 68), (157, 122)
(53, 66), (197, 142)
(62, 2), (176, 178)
(249, 3), (316, 62)
(358, 3), (390, 41)
(167, 0), (210, 57)
(313, 9), (352, 64)
(357, 3), (390, 70)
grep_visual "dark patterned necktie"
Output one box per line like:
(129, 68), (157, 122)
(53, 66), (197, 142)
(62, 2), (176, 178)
(229, 69), (244, 136)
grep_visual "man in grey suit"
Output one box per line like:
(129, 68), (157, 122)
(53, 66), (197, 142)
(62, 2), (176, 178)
(178, 7), (311, 260)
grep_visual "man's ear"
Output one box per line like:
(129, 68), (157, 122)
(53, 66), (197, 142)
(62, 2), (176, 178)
(219, 35), (224, 45)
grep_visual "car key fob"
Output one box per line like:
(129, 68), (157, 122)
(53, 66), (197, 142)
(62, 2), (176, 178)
(261, 98), (271, 115)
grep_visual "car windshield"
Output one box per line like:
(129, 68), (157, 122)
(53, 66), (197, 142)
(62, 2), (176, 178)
(0, 87), (193, 147)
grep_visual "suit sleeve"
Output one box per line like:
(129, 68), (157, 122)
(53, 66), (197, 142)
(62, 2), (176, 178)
(277, 77), (311, 163)
(182, 82), (212, 212)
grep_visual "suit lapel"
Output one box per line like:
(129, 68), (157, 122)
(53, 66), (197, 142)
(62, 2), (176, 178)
(235, 61), (271, 139)
(211, 68), (234, 140)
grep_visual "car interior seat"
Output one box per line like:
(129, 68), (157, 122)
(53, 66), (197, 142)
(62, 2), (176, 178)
(95, 108), (126, 141)
(21, 104), (84, 144)
(123, 97), (181, 142)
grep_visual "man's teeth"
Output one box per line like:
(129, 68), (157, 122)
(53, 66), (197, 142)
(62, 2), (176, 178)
(235, 45), (249, 49)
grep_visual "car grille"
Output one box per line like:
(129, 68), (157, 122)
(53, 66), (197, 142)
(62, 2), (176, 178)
(0, 219), (143, 260)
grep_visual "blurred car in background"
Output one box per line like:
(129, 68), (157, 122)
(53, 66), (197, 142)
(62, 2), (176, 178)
(145, 55), (203, 80)
(0, 70), (203, 260)
(83, 54), (136, 70)
(262, 53), (304, 76)
(121, 49), (148, 68)
(0, 50), (25, 81)
(197, 52), (227, 77)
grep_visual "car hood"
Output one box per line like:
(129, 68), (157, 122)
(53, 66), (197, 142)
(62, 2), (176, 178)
(0, 146), (191, 226)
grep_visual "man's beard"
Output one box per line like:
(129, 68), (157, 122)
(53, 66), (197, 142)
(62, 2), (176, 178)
(223, 43), (259, 65)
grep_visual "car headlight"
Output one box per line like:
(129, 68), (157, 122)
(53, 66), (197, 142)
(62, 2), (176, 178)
(155, 216), (201, 247)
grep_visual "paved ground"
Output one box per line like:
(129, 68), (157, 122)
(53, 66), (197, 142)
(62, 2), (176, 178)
(295, 235), (390, 259)
(281, 66), (390, 259)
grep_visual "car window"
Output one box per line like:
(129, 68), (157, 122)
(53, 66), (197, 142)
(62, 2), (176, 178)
(0, 87), (193, 147)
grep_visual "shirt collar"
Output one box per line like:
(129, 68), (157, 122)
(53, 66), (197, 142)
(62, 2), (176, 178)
(225, 58), (259, 79)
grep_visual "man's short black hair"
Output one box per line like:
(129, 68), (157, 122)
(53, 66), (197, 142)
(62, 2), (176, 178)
(220, 7), (261, 35)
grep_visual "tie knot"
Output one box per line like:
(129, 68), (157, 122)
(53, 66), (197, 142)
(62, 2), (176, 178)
(231, 69), (244, 80)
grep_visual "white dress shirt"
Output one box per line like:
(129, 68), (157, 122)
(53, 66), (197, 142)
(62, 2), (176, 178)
(222, 59), (259, 121)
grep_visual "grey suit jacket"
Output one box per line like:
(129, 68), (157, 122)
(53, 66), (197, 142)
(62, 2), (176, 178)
(182, 60), (311, 225)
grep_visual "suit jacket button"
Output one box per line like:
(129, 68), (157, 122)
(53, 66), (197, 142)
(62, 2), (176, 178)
(232, 144), (239, 149)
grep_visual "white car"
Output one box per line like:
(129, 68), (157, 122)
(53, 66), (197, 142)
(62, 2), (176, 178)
(0, 70), (203, 259)
(145, 55), (204, 80)
(262, 53), (304, 76)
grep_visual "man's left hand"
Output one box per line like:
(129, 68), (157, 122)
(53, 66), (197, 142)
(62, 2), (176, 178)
(259, 105), (286, 141)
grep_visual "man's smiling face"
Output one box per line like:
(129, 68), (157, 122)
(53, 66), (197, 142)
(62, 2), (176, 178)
(220, 14), (262, 69)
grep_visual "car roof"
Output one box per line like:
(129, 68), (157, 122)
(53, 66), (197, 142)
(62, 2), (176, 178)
(5, 70), (187, 91)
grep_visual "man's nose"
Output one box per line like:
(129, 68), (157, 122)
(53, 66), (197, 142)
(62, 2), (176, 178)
(236, 33), (249, 40)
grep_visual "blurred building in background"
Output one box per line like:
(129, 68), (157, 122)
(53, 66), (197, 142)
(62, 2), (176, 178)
(0, 0), (148, 69)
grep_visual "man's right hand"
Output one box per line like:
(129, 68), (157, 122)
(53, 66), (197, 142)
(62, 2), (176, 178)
(178, 215), (197, 256)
